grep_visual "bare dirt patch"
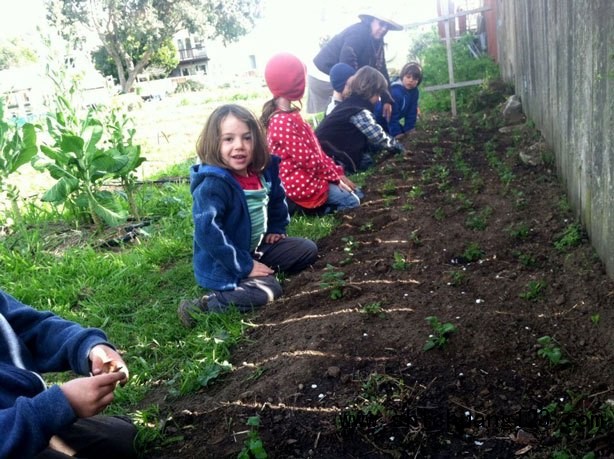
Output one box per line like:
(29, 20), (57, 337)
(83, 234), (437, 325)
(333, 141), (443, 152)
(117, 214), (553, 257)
(145, 107), (614, 458)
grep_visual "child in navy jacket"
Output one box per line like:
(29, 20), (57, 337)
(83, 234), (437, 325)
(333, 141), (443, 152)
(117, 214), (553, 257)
(375, 62), (422, 137)
(178, 104), (318, 327)
(0, 289), (136, 459)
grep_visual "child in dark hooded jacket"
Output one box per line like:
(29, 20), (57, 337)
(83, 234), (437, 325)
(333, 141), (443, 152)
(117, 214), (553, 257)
(0, 289), (136, 459)
(316, 66), (404, 173)
(178, 104), (318, 327)
(375, 62), (422, 137)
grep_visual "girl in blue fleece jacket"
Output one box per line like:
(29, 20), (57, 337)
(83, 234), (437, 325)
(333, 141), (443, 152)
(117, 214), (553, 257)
(0, 289), (136, 458)
(178, 104), (318, 327)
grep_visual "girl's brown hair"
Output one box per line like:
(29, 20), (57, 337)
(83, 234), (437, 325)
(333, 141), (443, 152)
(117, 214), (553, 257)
(196, 104), (270, 173)
(348, 66), (390, 100)
(260, 99), (302, 128)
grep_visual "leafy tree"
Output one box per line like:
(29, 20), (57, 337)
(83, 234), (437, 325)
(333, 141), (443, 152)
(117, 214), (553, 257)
(0, 38), (38, 70)
(48, 0), (261, 93)
(92, 38), (179, 84)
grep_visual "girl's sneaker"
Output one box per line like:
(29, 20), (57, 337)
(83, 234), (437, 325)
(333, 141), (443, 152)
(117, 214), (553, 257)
(177, 297), (207, 328)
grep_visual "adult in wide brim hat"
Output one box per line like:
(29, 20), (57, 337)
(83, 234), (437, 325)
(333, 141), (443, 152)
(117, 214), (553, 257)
(358, 13), (404, 31)
(307, 9), (404, 115)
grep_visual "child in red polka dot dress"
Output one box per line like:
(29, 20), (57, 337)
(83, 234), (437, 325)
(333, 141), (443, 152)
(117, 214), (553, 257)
(260, 52), (363, 215)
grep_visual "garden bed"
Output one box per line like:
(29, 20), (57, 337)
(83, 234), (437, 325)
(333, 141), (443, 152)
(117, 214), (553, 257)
(146, 109), (613, 458)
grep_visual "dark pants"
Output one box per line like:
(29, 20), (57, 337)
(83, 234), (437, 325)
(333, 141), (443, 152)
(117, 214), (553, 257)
(207, 237), (318, 312)
(35, 415), (137, 458)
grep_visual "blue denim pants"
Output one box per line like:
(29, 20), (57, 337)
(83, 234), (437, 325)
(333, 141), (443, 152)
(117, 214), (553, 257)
(326, 183), (364, 213)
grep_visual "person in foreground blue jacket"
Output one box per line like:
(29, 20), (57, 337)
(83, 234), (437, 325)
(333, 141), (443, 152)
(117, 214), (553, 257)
(0, 289), (136, 459)
(375, 62), (422, 138)
(178, 104), (318, 327)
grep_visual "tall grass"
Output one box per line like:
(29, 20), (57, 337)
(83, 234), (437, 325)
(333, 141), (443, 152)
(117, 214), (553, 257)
(0, 170), (336, 450)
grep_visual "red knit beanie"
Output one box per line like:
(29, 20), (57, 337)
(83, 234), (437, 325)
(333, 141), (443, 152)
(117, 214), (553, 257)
(264, 53), (306, 101)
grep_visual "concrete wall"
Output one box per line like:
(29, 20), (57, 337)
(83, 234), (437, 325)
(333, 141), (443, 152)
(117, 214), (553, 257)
(496, 0), (614, 277)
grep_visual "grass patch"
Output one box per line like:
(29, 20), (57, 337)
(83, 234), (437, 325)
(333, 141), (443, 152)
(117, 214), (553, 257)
(0, 171), (339, 450)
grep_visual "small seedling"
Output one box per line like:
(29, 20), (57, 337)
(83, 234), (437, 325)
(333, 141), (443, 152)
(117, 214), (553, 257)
(432, 146), (444, 158)
(462, 242), (484, 262)
(392, 251), (409, 270)
(452, 192), (473, 210)
(554, 223), (582, 251)
(511, 189), (527, 209)
(406, 185), (424, 200)
(515, 251), (537, 267)
(408, 229), (422, 246)
(433, 207), (445, 221)
(340, 236), (357, 265)
(382, 179), (397, 196)
(382, 195), (395, 208)
(359, 221), (374, 232)
(506, 222), (530, 240)
(590, 313), (600, 325)
(238, 416), (268, 459)
(423, 316), (457, 351)
(520, 280), (546, 301)
(402, 202), (415, 212)
(360, 302), (384, 317)
(447, 269), (465, 286)
(320, 264), (346, 300)
(470, 173), (484, 193)
(246, 366), (267, 382)
(536, 336), (568, 366)
(465, 206), (492, 231)
(558, 196), (572, 213)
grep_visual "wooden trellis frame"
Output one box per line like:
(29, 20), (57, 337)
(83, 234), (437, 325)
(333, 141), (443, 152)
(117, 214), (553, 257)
(402, 1), (493, 116)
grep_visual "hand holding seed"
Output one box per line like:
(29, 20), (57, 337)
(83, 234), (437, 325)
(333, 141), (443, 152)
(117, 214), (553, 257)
(89, 344), (129, 385)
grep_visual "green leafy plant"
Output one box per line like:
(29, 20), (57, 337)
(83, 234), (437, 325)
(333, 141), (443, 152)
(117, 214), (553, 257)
(450, 191), (473, 210)
(406, 185), (424, 200)
(340, 236), (357, 266)
(433, 207), (445, 221)
(360, 302), (384, 317)
(104, 107), (147, 219)
(536, 336), (568, 366)
(408, 229), (422, 246)
(516, 251), (537, 267)
(540, 392), (614, 453)
(0, 98), (38, 222)
(402, 202), (415, 212)
(238, 416), (268, 459)
(423, 316), (457, 351)
(511, 189), (527, 209)
(470, 173), (484, 193)
(520, 280), (546, 301)
(32, 56), (144, 228)
(392, 251), (409, 270)
(462, 242), (484, 262)
(465, 206), (492, 230)
(590, 314), (600, 325)
(359, 221), (374, 232)
(558, 196), (572, 213)
(506, 222), (530, 239)
(554, 223), (582, 251)
(356, 373), (404, 416)
(447, 269), (465, 286)
(320, 264), (346, 300)
(382, 179), (397, 196)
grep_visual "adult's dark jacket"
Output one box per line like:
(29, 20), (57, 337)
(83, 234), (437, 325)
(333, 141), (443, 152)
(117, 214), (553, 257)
(315, 94), (373, 173)
(313, 22), (393, 105)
